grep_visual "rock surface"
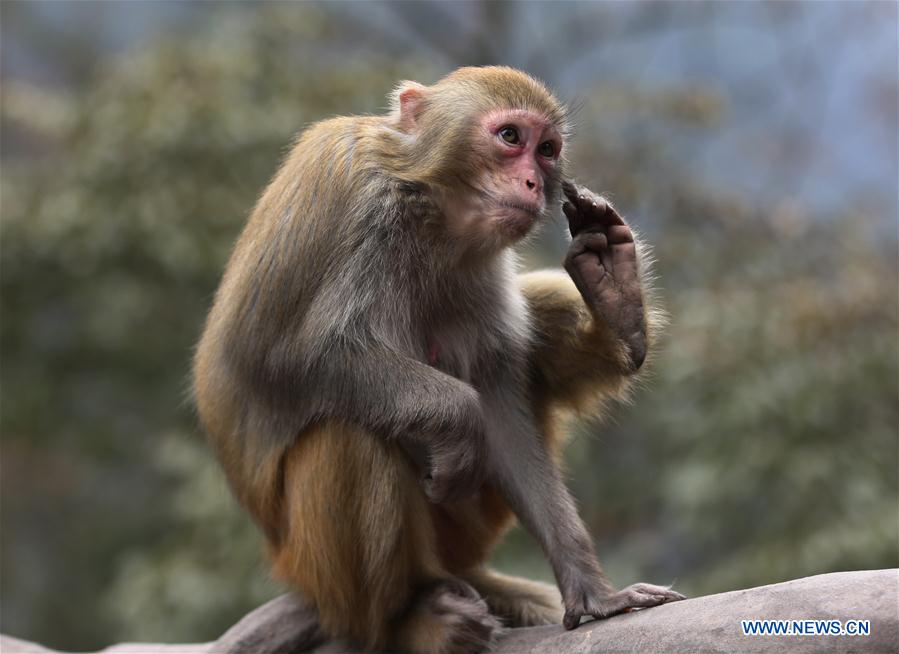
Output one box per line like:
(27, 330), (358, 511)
(2, 569), (896, 653)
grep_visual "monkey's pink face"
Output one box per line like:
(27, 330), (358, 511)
(442, 109), (563, 250)
(480, 109), (562, 240)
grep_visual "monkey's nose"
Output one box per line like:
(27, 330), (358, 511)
(520, 171), (542, 196)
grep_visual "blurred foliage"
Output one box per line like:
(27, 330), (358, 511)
(2, 2), (897, 650)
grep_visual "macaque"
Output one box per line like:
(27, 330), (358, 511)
(193, 66), (682, 654)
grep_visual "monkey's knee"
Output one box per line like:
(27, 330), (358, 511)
(271, 422), (443, 648)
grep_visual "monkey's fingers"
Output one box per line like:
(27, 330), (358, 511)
(562, 181), (596, 214)
(580, 195), (625, 230)
(563, 608), (584, 630)
(562, 201), (587, 236)
(606, 224), (634, 245)
(563, 183), (626, 233)
(570, 231), (609, 254)
(561, 179), (580, 202)
(596, 584), (686, 618)
(609, 241), (638, 285)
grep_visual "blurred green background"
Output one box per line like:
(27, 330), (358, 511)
(1, 1), (897, 650)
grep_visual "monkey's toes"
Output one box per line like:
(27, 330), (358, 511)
(432, 582), (502, 653)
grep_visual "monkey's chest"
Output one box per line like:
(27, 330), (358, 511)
(425, 325), (480, 384)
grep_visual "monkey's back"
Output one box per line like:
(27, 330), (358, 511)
(192, 113), (439, 511)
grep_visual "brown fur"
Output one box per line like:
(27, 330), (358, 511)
(194, 67), (658, 652)
(271, 422), (441, 646)
(522, 269), (654, 415)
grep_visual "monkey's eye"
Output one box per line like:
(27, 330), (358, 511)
(538, 141), (556, 158)
(498, 125), (520, 145)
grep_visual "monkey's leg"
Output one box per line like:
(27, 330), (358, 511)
(462, 567), (563, 628)
(423, 487), (560, 628)
(270, 422), (500, 654)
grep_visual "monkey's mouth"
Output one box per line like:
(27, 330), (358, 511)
(496, 201), (541, 239)
(500, 200), (541, 218)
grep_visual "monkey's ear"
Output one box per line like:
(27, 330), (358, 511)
(391, 81), (428, 132)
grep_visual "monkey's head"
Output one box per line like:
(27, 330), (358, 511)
(389, 66), (569, 253)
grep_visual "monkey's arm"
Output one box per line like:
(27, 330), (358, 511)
(481, 367), (683, 629)
(522, 182), (659, 413)
(291, 339), (488, 504)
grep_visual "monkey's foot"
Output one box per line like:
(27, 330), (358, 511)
(396, 579), (502, 654)
(563, 582), (685, 629)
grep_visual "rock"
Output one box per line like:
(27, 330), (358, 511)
(210, 593), (327, 654)
(2, 569), (896, 653)
(0, 637), (213, 654)
(496, 569), (898, 654)
(0, 635), (57, 654)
